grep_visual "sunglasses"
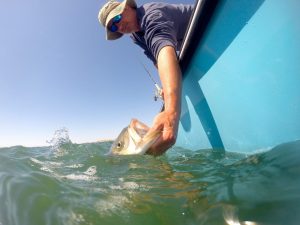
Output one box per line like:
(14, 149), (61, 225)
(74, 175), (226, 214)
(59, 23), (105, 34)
(110, 14), (122, 32)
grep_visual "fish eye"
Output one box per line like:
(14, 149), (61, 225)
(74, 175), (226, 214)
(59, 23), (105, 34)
(117, 142), (122, 148)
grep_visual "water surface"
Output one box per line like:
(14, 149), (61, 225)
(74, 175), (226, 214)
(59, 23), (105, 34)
(0, 138), (299, 225)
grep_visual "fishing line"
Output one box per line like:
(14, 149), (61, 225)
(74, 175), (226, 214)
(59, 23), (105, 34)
(137, 59), (164, 102)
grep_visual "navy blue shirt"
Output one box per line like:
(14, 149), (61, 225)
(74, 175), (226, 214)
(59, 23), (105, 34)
(130, 3), (194, 65)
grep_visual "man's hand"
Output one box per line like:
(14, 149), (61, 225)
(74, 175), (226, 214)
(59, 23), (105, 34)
(147, 110), (179, 156)
(146, 45), (182, 156)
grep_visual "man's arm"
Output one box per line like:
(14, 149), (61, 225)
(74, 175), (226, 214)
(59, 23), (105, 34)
(147, 45), (182, 156)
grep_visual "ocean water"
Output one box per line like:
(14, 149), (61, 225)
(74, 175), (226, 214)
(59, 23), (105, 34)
(0, 134), (300, 225)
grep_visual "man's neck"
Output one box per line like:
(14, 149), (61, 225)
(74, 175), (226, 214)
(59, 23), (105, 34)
(132, 9), (141, 32)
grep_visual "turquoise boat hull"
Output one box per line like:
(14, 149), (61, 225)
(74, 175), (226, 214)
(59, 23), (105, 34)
(176, 0), (300, 153)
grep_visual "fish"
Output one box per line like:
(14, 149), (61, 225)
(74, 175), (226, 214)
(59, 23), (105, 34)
(108, 119), (161, 155)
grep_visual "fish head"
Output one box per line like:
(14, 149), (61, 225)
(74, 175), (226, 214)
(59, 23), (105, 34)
(108, 119), (161, 155)
(108, 126), (131, 155)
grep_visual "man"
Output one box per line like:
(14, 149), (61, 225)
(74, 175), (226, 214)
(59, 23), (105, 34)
(98, 0), (193, 155)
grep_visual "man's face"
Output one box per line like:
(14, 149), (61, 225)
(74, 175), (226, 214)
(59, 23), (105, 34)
(108, 5), (138, 34)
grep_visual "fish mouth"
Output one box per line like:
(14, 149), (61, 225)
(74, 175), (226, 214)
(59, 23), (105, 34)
(129, 119), (161, 144)
(129, 119), (149, 137)
(108, 119), (162, 155)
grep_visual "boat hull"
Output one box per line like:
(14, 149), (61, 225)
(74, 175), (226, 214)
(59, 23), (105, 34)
(176, 0), (300, 153)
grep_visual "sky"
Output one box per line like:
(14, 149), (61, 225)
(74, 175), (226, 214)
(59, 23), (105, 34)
(0, 0), (194, 147)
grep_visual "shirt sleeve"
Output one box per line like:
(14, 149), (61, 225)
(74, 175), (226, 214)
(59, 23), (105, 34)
(130, 33), (157, 65)
(143, 10), (177, 64)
